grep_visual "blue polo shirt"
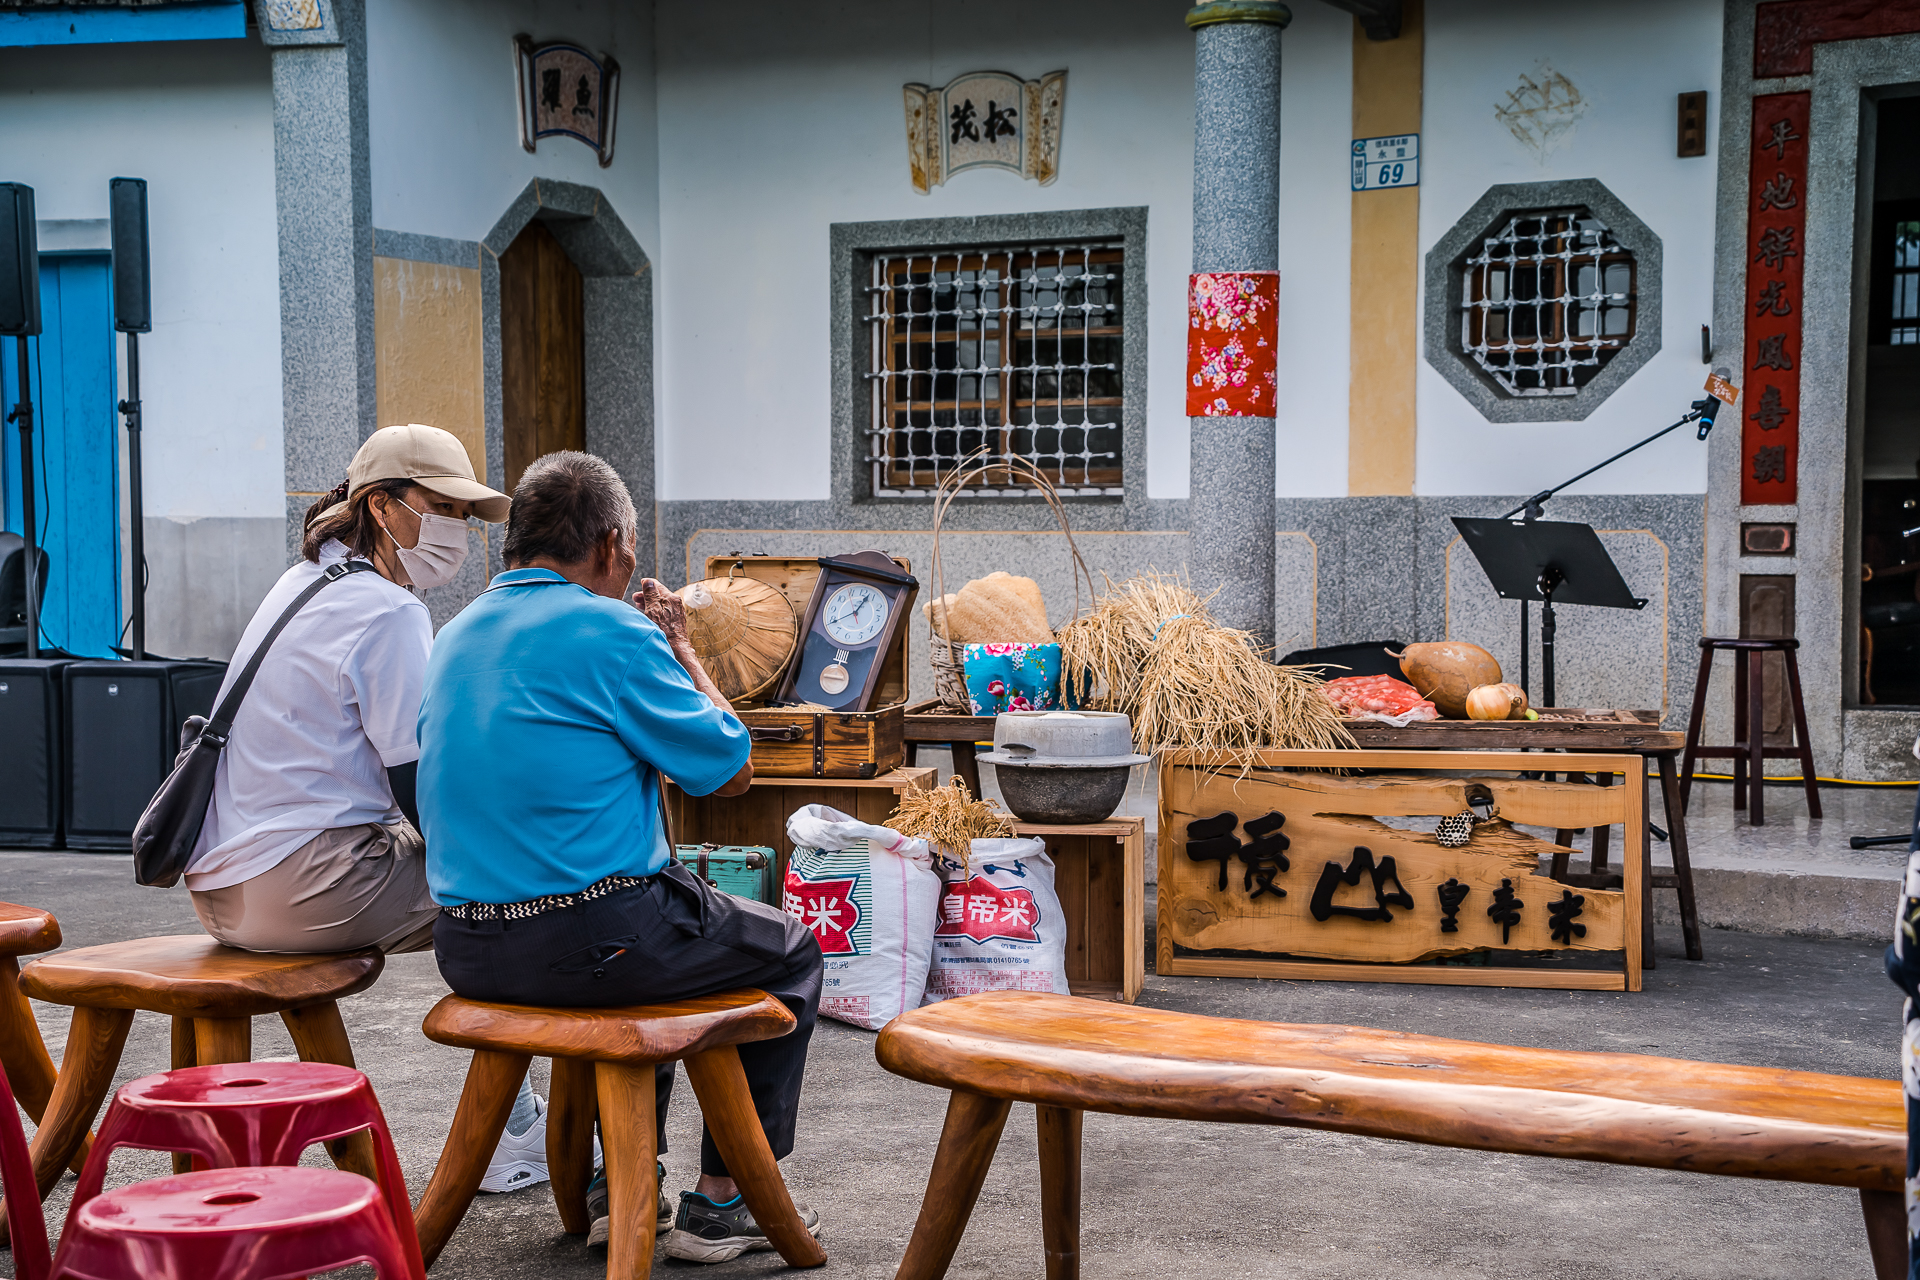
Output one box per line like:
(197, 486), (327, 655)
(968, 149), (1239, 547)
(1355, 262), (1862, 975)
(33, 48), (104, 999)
(416, 568), (751, 907)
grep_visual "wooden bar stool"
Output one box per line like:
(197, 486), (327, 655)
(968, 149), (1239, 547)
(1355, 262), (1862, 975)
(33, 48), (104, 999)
(413, 989), (827, 1280)
(14, 934), (383, 1207)
(1679, 637), (1821, 826)
(0, 902), (89, 1175)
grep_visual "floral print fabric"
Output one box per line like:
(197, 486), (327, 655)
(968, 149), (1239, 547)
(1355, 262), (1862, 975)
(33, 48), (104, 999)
(1186, 271), (1278, 417)
(962, 642), (1062, 716)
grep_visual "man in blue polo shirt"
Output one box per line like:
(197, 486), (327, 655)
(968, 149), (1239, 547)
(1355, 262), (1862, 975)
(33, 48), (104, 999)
(417, 451), (822, 1264)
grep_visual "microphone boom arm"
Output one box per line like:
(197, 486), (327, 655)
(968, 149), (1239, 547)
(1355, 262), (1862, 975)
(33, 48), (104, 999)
(1501, 402), (1711, 521)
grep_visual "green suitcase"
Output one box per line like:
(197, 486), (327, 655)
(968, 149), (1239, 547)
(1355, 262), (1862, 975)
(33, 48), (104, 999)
(673, 843), (777, 904)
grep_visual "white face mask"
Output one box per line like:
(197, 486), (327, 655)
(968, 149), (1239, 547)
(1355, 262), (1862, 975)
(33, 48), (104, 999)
(383, 497), (470, 589)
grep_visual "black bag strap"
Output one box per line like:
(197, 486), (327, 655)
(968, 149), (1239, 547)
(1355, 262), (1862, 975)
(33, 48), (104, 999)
(200, 560), (376, 749)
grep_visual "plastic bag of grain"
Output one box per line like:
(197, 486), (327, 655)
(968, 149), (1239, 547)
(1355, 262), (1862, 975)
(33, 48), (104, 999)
(783, 805), (942, 1031)
(923, 837), (1072, 1003)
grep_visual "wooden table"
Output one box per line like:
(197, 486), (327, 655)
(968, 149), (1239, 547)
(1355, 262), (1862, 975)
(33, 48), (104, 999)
(1339, 709), (1701, 964)
(902, 701), (992, 798)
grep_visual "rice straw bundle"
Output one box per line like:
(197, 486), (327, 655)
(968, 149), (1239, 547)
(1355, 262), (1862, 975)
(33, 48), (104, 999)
(677, 576), (797, 703)
(885, 779), (1016, 854)
(1057, 570), (1354, 763)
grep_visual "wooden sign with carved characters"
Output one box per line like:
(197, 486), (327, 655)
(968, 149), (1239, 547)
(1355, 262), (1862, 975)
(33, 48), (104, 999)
(1157, 750), (1643, 991)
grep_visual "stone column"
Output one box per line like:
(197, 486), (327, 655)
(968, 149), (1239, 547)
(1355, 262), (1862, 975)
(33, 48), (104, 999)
(1187, 0), (1287, 647)
(259, 0), (375, 561)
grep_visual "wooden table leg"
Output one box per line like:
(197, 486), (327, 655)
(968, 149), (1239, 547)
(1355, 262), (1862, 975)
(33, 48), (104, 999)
(414, 1049), (531, 1268)
(549, 1056), (599, 1235)
(1641, 774), (1657, 973)
(595, 1061), (660, 1280)
(0, 957), (88, 1176)
(893, 1090), (1013, 1280)
(1037, 1105), (1082, 1280)
(26, 1005), (131, 1199)
(1748, 649), (1768, 827)
(1861, 1188), (1906, 1280)
(171, 1015), (198, 1174)
(684, 1045), (826, 1267)
(282, 1000), (381, 1183)
(1657, 753), (1704, 961)
(952, 743), (983, 800)
(1590, 773), (1613, 874)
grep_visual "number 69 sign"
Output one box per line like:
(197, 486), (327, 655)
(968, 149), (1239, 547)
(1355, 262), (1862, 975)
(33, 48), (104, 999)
(1351, 134), (1421, 192)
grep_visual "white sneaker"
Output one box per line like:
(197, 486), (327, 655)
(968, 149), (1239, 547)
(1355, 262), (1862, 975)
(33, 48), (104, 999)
(477, 1096), (605, 1194)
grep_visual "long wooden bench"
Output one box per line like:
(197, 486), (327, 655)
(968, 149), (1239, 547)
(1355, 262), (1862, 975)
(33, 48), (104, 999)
(875, 990), (1907, 1280)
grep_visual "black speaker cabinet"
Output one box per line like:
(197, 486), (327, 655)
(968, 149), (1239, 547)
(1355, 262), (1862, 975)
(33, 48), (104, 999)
(62, 659), (226, 853)
(0, 659), (73, 847)
(108, 177), (150, 334)
(0, 183), (39, 339)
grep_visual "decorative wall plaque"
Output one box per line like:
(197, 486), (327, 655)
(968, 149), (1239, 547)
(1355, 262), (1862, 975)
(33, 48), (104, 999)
(515, 35), (620, 168)
(903, 70), (1065, 194)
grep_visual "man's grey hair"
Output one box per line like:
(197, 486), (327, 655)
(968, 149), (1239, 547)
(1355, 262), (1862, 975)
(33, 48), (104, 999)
(502, 451), (637, 567)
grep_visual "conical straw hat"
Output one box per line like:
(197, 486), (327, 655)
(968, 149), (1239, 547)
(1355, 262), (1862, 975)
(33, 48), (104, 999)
(677, 576), (797, 703)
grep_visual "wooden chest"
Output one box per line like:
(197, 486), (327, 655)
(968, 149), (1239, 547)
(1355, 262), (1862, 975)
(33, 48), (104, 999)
(666, 767), (935, 869)
(738, 704), (905, 779)
(702, 553), (912, 777)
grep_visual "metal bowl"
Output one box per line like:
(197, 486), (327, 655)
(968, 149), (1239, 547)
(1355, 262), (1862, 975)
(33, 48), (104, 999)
(991, 762), (1133, 825)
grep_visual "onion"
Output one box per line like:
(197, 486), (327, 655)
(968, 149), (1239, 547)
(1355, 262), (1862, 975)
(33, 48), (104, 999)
(1465, 682), (1529, 721)
(1388, 642), (1503, 719)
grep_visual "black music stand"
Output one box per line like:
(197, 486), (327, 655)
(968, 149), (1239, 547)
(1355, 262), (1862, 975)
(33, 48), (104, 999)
(1451, 517), (1646, 707)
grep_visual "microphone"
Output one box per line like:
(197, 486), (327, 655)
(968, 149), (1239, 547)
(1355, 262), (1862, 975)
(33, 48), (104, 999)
(1693, 366), (1734, 439)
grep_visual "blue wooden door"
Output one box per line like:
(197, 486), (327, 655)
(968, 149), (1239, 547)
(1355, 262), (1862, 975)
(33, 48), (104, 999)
(1, 254), (121, 657)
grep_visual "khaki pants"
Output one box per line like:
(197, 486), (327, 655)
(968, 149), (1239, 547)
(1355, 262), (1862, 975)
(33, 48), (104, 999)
(191, 821), (438, 955)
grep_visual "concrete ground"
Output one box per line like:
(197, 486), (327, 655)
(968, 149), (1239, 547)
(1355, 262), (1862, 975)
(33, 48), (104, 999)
(2, 846), (1905, 1280)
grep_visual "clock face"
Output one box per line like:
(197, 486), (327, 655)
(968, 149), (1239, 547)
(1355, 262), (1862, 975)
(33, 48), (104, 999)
(822, 582), (890, 646)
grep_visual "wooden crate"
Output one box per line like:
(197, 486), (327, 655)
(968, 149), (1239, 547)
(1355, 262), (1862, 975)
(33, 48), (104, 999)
(665, 767), (935, 868)
(1157, 750), (1644, 991)
(1017, 818), (1145, 1004)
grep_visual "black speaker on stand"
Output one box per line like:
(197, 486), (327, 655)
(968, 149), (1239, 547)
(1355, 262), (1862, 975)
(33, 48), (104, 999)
(110, 177), (151, 660)
(0, 182), (42, 661)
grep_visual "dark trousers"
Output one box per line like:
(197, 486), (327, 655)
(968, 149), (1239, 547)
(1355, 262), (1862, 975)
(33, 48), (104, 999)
(434, 863), (822, 1178)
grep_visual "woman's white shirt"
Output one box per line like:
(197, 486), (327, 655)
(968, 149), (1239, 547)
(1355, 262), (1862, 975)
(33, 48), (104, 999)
(184, 539), (432, 892)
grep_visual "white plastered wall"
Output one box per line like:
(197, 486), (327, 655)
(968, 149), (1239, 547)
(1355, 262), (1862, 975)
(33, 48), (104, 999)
(0, 37), (281, 522)
(1415, 0), (1724, 497)
(654, 0), (1214, 502)
(366, 0), (660, 258)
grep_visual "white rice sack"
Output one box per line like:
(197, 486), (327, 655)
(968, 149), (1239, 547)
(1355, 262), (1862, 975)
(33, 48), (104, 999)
(923, 837), (1072, 1003)
(783, 806), (940, 1031)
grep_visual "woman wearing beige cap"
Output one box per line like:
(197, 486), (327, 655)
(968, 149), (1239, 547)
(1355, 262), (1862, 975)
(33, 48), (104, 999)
(184, 423), (508, 952)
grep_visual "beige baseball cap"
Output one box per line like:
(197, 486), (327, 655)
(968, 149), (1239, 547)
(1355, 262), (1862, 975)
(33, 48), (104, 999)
(330, 424), (511, 523)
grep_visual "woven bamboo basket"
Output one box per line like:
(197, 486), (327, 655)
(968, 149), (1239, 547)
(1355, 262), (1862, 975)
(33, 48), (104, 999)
(925, 449), (1094, 714)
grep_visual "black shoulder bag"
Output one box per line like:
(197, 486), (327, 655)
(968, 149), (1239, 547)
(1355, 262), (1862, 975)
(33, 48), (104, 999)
(132, 560), (376, 887)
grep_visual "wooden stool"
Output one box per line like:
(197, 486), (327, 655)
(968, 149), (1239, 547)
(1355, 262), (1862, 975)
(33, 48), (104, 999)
(414, 990), (827, 1280)
(15, 934), (383, 1206)
(1680, 637), (1821, 826)
(0, 902), (87, 1175)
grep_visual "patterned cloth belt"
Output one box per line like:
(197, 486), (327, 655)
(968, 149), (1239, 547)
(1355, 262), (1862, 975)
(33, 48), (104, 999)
(440, 872), (653, 922)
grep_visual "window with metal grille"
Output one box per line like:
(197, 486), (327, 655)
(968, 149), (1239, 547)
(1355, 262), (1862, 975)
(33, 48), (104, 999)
(863, 242), (1124, 497)
(1460, 207), (1636, 396)
(1893, 219), (1920, 344)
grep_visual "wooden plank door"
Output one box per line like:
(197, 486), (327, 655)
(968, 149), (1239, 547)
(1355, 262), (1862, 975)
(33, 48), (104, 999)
(499, 220), (584, 493)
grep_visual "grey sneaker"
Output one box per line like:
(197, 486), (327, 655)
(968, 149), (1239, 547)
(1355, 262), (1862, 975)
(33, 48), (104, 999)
(663, 1190), (823, 1264)
(583, 1163), (673, 1247)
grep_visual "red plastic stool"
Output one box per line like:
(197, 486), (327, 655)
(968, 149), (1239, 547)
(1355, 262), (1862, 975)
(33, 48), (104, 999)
(64, 1061), (420, 1277)
(1, 1062), (53, 1280)
(49, 1165), (421, 1280)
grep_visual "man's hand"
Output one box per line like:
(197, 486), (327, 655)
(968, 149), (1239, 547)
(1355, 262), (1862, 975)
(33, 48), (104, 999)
(633, 578), (691, 650)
